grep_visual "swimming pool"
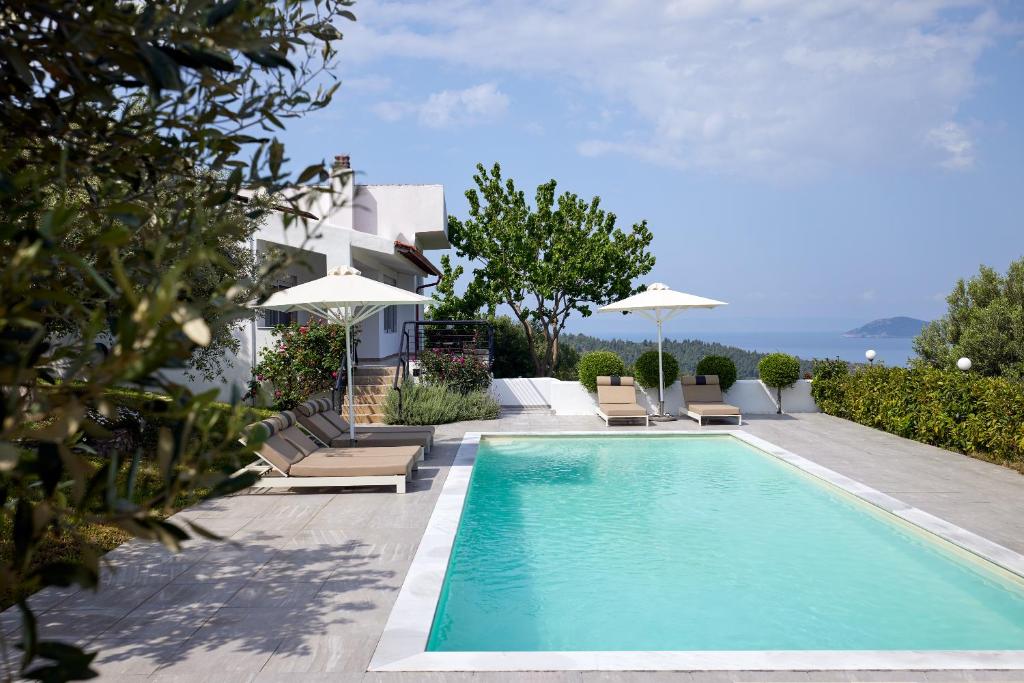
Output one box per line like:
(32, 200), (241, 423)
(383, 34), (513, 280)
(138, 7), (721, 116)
(372, 432), (1024, 671)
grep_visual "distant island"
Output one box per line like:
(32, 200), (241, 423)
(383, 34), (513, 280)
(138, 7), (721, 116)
(844, 316), (928, 339)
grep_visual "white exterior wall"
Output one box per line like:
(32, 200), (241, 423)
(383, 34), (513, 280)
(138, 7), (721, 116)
(353, 184), (447, 249)
(492, 378), (819, 417)
(178, 172), (447, 400)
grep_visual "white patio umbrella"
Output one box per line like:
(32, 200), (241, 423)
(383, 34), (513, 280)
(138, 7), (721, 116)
(255, 266), (431, 443)
(599, 283), (727, 417)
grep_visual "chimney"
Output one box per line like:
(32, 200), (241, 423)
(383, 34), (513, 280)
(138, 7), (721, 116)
(334, 154), (351, 170)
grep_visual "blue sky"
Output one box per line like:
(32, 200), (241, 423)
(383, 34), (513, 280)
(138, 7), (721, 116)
(279, 0), (1024, 335)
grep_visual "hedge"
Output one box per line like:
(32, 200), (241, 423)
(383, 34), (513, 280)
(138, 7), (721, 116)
(811, 362), (1024, 469)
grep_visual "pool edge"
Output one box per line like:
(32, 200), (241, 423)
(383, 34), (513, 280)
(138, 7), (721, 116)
(369, 430), (1024, 672)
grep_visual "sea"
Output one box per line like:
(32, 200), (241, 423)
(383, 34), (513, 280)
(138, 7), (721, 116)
(606, 331), (917, 367)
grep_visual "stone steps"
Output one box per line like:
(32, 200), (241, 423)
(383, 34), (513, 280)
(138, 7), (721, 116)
(341, 365), (395, 423)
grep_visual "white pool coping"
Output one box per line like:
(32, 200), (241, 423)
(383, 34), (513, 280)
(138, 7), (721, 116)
(369, 430), (1024, 672)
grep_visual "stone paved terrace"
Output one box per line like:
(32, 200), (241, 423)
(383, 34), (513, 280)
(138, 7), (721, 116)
(3, 412), (1024, 682)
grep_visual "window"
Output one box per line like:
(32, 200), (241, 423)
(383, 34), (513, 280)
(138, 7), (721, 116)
(262, 275), (298, 327)
(383, 275), (398, 334)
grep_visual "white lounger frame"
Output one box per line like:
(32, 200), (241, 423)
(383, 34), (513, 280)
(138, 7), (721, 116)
(683, 408), (742, 427)
(237, 459), (411, 494)
(596, 408), (650, 427)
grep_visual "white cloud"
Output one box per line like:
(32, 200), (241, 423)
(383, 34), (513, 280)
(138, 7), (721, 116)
(372, 83), (509, 128)
(342, 75), (394, 94)
(927, 121), (975, 169)
(347, 0), (1010, 177)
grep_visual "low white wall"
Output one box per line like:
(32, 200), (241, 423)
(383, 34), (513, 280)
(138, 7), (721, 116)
(492, 378), (819, 416)
(489, 378), (553, 407)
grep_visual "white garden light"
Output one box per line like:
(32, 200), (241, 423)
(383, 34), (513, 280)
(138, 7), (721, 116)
(599, 283), (727, 418)
(865, 349), (876, 364)
(957, 357), (972, 371)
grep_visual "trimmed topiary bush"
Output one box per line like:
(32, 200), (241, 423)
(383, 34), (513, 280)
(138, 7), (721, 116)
(758, 352), (801, 414)
(696, 355), (738, 392)
(634, 350), (680, 390)
(577, 350), (626, 392)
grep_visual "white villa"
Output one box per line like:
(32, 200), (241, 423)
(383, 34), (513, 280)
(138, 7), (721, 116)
(183, 155), (449, 400)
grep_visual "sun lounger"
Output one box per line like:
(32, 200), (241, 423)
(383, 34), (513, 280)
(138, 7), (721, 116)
(296, 398), (434, 454)
(270, 411), (424, 465)
(292, 400), (430, 458)
(680, 375), (742, 426)
(241, 416), (417, 493)
(595, 376), (649, 426)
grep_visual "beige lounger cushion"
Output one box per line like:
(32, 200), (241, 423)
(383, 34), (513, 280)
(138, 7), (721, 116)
(296, 412), (344, 443)
(329, 432), (429, 449)
(681, 375), (728, 404)
(244, 419), (306, 474)
(316, 444), (423, 459)
(279, 426), (323, 457)
(600, 405), (648, 417)
(597, 385), (640, 404)
(320, 409), (436, 438)
(260, 434), (306, 474)
(289, 453), (413, 478)
(686, 402), (741, 416)
(596, 375), (635, 386)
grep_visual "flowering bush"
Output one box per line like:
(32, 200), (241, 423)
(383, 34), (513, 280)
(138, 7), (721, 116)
(252, 320), (349, 409)
(418, 348), (491, 394)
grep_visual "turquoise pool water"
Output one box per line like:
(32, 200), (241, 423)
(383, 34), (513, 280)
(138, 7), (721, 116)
(427, 435), (1024, 652)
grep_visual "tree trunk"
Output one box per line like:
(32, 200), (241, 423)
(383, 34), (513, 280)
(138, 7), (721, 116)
(549, 333), (559, 376)
(515, 314), (542, 377)
(776, 386), (783, 414)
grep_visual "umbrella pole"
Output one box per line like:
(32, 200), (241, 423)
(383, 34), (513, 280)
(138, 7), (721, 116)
(657, 315), (665, 416)
(345, 320), (356, 445)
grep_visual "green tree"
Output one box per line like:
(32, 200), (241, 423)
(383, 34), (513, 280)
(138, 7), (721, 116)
(0, 1), (354, 678)
(759, 353), (802, 414)
(914, 258), (1024, 379)
(442, 163), (655, 377)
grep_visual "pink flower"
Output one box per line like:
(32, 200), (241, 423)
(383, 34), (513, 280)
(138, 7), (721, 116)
(256, 375), (264, 381)
(331, 371), (338, 378)
(299, 326), (308, 334)
(274, 390), (282, 398)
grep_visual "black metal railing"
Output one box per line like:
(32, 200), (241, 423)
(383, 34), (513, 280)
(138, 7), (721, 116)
(392, 319), (494, 419)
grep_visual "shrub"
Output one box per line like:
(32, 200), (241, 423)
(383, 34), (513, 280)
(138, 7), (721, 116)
(383, 382), (501, 425)
(759, 352), (802, 414)
(577, 350), (626, 392)
(252, 320), (349, 410)
(810, 366), (1024, 471)
(419, 349), (491, 393)
(634, 350), (680, 390)
(696, 355), (738, 392)
(491, 315), (535, 378)
(809, 358), (850, 413)
(553, 344), (581, 381)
